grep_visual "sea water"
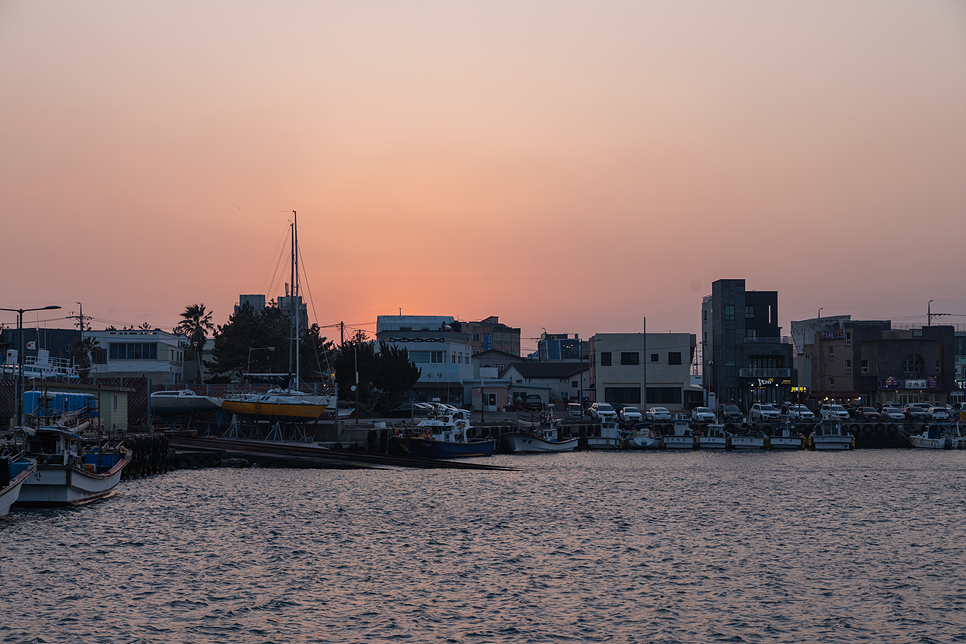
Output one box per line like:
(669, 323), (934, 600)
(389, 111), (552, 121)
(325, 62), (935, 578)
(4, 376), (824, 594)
(2, 450), (965, 643)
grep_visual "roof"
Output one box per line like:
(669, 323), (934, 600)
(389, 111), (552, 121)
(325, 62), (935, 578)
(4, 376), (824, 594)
(504, 362), (587, 379)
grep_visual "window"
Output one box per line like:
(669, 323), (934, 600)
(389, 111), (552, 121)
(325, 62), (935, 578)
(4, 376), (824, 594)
(746, 329), (758, 339)
(745, 306), (754, 318)
(828, 347), (834, 360)
(936, 360), (942, 374)
(845, 331), (851, 346)
(472, 333), (480, 341)
(703, 310), (707, 321)
(620, 352), (639, 365)
(451, 353), (456, 363)
(668, 352), (682, 365)
(600, 352), (612, 366)
(430, 351), (444, 363)
(113, 394), (118, 411)
(725, 305), (735, 321)
(703, 332), (707, 343)
(572, 380), (579, 388)
(92, 348), (107, 364)
(109, 342), (158, 360)
(604, 387), (641, 404)
(902, 354), (924, 375)
(646, 387), (682, 404)
(845, 360), (852, 374)
(828, 377), (835, 391)
(651, 354), (658, 362)
(861, 360), (869, 374)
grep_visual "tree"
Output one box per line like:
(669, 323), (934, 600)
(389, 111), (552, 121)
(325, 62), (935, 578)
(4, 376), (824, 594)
(70, 336), (100, 378)
(373, 341), (421, 408)
(174, 304), (215, 384)
(333, 331), (380, 411)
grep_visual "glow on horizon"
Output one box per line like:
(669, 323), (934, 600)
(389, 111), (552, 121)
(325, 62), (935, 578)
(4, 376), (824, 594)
(0, 1), (963, 353)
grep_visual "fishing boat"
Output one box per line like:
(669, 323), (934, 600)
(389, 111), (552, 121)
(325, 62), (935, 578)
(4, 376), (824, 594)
(502, 409), (578, 453)
(910, 424), (966, 450)
(769, 420), (804, 450)
(730, 426), (766, 451)
(810, 420), (853, 451)
(585, 419), (625, 450)
(16, 427), (130, 507)
(662, 417), (696, 450)
(397, 405), (495, 458)
(626, 425), (664, 450)
(697, 423), (729, 450)
(1, 455), (35, 516)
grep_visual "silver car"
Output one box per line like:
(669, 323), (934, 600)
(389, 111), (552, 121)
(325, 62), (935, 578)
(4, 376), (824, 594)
(690, 407), (716, 423)
(785, 404), (815, 421)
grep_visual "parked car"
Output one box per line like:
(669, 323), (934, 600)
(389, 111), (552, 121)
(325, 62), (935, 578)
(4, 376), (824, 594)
(589, 402), (618, 421)
(645, 407), (672, 422)
(750, 403), (781, 423)
(903, 404), (930, 421)
(525, 394), (544, 411)
(387, 402), (427, 418)
(567, 403), (583, 420)
(854, 407), (881, 421)
(784, 404), (815, 422)
(690, 407), (716, 423)
(619, 406), (643, 422)
(879, 406), (906, 421)
(820, 404), (851, 421)
(716, 404), (743, 423)
(927, 406), (950, 421)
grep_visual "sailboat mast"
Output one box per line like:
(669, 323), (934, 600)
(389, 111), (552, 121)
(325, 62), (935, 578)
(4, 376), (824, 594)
(289, 211), (300, 391)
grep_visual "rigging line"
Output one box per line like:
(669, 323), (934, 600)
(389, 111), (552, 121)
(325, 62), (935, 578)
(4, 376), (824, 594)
(260, 227), (290, 298)
(296, 237), (332, 376)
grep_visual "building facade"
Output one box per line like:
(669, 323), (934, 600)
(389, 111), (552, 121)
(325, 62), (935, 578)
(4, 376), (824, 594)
(589, 332), (696, 411)
(89, 329), (187, 387)
(467, 316), (521, 356)
(702, 279), (793, 410)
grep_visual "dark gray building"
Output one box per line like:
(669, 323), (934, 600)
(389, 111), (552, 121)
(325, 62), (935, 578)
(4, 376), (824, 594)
(701, 279), (793, 410)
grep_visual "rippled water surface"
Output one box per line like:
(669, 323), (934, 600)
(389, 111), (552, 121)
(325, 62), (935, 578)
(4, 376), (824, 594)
(3, 450), (966, 643)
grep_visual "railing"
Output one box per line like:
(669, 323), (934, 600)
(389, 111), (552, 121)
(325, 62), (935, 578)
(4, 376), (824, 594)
(741, 336), (791, 344)
(739, 368), (791, 378)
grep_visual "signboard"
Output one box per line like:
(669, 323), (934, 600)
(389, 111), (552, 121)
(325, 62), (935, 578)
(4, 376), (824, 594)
(905, 379), (927, 389)
(484, 334), (492, 351)
(878, 378), (900, 390)
(821, 330), (845, 340)
(927, 377), (937, 390)
(756, 378), (775, 386)
(791, 386), (808, 392)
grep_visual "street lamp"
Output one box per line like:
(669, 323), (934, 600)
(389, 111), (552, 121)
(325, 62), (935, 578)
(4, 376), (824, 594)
(0, 305), (61, 427)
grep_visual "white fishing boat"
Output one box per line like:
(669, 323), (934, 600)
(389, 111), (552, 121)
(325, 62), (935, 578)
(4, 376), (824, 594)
(585, 419), (625, 450)
(910, 424), (966, 450)
(730, 426), (766, 451)
(769, 421), (804, 450)
(502, 410), (578, 453)
(397, 404), (495, 458)
(626, 425), (664, 450)
(697, 423), (729, 450)
(810, 420), (853, 451)
(16, 427), (130, 507)
(663, 417), (696, 450)
(1, 455), (35, 517)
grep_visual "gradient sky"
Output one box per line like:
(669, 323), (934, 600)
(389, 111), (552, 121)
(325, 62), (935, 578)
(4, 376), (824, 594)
(1, 0), (964, 354)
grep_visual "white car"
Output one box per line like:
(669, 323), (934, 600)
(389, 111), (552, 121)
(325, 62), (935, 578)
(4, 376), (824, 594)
(690, 407), (715, 423)
(820, 404), (850, 420)
(645, 407), (672, 422)
(589, 402), (618, 421)
(619, 406), (643, 422)
(784, 404), (815, 422)
(750, 403), (780, 423)
(927, 406), (950, 421)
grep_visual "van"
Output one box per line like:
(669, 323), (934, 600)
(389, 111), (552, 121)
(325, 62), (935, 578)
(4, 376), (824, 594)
(567, 403), (582, 420)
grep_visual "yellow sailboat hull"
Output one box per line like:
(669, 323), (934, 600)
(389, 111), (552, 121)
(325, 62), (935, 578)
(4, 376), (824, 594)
(221, 399), (327, 422)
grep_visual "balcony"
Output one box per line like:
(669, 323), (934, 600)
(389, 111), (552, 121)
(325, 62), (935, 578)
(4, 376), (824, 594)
(742, 336), (791, 344)
(739, 368), (791, 378)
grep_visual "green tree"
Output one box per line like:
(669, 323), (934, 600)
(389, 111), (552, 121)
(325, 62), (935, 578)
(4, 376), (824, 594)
(333, 331), (380, 412)
(207, 302), (293, 383)
(70, 336), (100, 378)
(174, 304), (215, 384)
(373, 341), (421, 408)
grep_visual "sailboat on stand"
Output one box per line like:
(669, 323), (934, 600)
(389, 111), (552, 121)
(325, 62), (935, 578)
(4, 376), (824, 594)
(221, 212), (331, 440)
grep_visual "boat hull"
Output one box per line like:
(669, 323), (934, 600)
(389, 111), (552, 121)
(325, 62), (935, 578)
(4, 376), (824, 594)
(911, 435), (965, 449)
(812, 436), (852, 450)
(151, 395), (222, 413)
(731, 436), (765, 450)
(663, 436), (695, 450)
(221, 399), (327, 423)
(1, 463), (34, 517)
(584, 436), (624, 450)
(697, 437), (728, 450)
(399, 437), (496, 459)
(502, 433), (578, 453)
(626, 434), (664, 450)
(769, 437), (803, 450)
(16, 454), (130, 507)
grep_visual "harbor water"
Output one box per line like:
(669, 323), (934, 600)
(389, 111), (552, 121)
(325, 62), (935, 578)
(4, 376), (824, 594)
(3, 450), (966, 643)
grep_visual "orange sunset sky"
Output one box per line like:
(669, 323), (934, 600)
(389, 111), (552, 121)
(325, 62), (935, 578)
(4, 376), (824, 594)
(1, 1), (964, 353)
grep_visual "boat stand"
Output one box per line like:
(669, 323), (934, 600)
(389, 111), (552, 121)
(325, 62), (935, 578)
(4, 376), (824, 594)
(265, 421), (313, 443)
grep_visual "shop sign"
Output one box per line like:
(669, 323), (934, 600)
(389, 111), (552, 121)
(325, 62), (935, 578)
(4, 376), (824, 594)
(791, 386), (808, 392)
(878, 378), (900, 389)
(821, 330), (845, 340)
(781, 379), (791, 385)
(905, 379), (927, 389)
(756, 378), (775, 386)
(927, 377), (937, 389)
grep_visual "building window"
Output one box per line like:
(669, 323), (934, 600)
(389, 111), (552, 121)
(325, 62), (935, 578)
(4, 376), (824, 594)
(651, 354), (658, 362)
(109, 342), (158, 360)
(703, 309), (707, 321)
(703, 332), (707, 344)
(936, 360), (942, 374)
(845, 360), (852, 374)
(668, 352), (682, 365)
(430, 351), (444, 363)
(646, 387), (682, 404)
(861, 360), (869, 374)
(828, 347), (834, 360)
(845, 331), (851, 346)
(746, 329), (758, 339)
(745, 306), (754, 318)
(113, 394), (118, 411)
(472, 333), (480, 341)
(725, 305), (735, 321)
(902, 354), (924, 376)
(620, 352), (639, 365)
(828, 377), (835, 391)
(600, 352), (611, 366)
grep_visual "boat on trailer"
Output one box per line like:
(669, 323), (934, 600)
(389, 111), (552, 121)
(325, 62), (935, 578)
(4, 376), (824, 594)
(16, 426), (130, 507)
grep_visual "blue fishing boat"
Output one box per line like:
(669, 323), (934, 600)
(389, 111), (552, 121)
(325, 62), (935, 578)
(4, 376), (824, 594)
(397, 405), (495, 458)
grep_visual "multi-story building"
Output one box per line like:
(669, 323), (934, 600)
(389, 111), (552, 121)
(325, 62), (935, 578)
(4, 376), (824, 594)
(467, 316), (521, 356)
(954, 331), (966, 407)
(589, 332), (697, 411)
(791, 317), (957, 407)
(537, 333), (585, 362)
(89, 329), (187, 387)
(376, 315), (473, 406)
(702, 279), (794, 410)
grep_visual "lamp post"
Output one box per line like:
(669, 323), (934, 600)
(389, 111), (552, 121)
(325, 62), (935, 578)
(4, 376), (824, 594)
(0, 305), (61, 427)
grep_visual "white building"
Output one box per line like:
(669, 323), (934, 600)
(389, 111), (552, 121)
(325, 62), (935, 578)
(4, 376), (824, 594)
(89, 329), (187, 387)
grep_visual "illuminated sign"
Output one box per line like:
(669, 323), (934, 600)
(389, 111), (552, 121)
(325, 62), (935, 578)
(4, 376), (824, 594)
(757, 378), (775, 386)
(878, 378), (900, 389)
(791, 386), (808, 392)
(905, 379), (927, 389)
(821, 330), (845, 340)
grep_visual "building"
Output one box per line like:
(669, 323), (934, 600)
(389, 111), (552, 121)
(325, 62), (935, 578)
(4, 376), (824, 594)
(791, 317), (957, 407)
(502, 362), (589, 408)
(89, 329), (187, 387)
(701, 279), (794, 410)
(537, 333), (585, 362)
(589, 332), (696, 412)
(955, 330), (966, 407)
(376, 315), (473, 406)
(467, 316), (521, 356)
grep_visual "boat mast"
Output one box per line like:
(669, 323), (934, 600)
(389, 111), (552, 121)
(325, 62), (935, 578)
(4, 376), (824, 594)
(290, 211), (300, 391)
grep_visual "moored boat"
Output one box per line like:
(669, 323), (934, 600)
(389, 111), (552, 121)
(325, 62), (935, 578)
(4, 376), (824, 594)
(697, 423), (729, 450)
(16, 427), (130, 507)
(151, 389), (223, 413)
(769, 420), (804, 450)
(663, 417), (696, 450)
(503, 410), (578, 453)
(397, 405), (495, 458)
(910, 424), (966, 450)
(810, 420), (853, 450)
(730, 426), (766, 451)
(1, 455), (35, 517)
(626, 425), (664, 450)
(585, 419), (625, 450)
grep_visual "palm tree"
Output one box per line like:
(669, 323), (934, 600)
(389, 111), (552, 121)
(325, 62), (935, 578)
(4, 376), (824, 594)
(70, 336), (100, 378)
(174, 304), (215, 384)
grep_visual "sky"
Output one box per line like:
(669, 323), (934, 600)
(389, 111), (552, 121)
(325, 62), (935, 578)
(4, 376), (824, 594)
(1, 0), (964, 355)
